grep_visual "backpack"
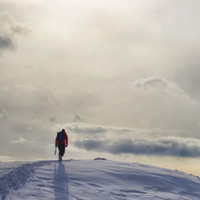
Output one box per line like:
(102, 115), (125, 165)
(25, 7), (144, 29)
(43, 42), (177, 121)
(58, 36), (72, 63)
(57, 131), (66, 143)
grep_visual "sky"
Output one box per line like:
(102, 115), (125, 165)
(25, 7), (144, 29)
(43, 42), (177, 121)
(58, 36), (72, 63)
(1, 0), (200, 175)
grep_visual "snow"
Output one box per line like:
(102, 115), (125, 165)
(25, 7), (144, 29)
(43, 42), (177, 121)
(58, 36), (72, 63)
(0, 159), (200, 200)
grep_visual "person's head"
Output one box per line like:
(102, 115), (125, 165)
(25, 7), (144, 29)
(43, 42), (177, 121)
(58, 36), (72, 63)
(62, 129), (65, 132)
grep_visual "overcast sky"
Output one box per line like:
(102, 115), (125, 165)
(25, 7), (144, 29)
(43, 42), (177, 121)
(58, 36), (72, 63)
(1, 0), (200, 175)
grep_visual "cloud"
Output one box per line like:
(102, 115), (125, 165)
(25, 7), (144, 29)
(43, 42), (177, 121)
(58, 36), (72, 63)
(11, 137), (26, 144)
(51, 122), (200, 158)
(59, 122), (199, 158)
(134, 77), (168, 89)
(66, 123), (108, 135)
(0, 108), (9, 126)
(130, 76), (200, 130)
(0, 36), (14, 51)
(0, 85), (58, 116)
(75, 136), (200, 158)
(0, 11), (30, 54)
(133, 76), (196, 103)
(0, 85), (60, 158)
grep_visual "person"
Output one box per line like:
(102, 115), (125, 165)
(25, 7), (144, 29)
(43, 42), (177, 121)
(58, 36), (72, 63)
(55, 129), (68, 161)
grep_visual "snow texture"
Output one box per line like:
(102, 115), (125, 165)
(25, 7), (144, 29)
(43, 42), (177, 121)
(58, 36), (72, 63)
(0, 159), (199, 200)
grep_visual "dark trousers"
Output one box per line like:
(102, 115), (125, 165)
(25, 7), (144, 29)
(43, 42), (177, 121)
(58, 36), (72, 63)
(58, 143), (65, 157)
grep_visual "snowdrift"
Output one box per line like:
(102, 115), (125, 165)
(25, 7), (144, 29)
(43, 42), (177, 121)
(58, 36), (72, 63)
(0, 159), (200, 200)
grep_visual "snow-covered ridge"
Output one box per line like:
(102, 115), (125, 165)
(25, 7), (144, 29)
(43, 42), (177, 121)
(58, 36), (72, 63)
(0, 159), (200, 200)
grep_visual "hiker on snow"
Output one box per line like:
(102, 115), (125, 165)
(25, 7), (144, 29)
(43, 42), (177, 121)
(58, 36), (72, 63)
(55, 129), (68, 161)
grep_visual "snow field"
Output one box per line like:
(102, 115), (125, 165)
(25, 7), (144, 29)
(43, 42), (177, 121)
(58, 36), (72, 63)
(0, 159), (200, 200)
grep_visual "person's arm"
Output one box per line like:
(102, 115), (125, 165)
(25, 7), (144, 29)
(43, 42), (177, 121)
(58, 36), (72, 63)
(55, 137), (58, 147)
(65, 133), (68, 147)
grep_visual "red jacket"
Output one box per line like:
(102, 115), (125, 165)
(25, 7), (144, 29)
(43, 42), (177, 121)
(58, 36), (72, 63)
(55, 130), (68, 147)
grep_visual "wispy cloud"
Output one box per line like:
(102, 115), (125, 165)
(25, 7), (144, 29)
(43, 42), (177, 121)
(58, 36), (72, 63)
(133, 76), (196, 103)
(11, 137), (26, 144)
(0, 11), (30, 54)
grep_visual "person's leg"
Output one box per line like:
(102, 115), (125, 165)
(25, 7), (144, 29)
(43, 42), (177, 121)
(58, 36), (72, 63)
(58, 144), (62, 156)
(58, 143), (65, 161)
(62, 143), (66, 156)
(60, 143), (65, 157)
(58, 144), (63, 161)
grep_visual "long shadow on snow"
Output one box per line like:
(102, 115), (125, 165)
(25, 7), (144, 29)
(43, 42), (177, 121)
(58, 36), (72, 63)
(54, 161), (69, 200)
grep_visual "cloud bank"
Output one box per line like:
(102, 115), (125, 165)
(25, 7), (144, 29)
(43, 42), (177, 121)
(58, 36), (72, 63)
(64, 122), (200, 158)
(75, 136), (200, 158)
